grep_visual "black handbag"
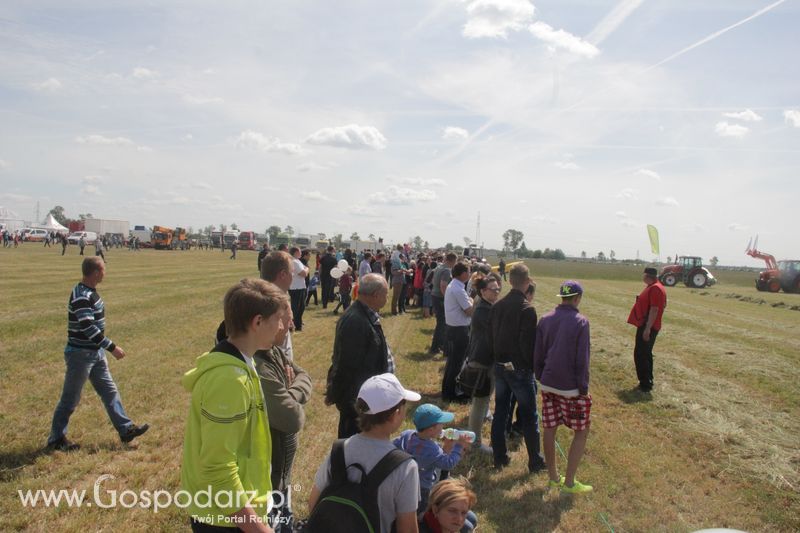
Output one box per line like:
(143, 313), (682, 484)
(456, 360), (491, 398)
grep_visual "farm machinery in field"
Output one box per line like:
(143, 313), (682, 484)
(659, 256), (717, 288)
(745, 237), (800, 293)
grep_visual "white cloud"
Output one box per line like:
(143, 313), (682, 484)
(296, 162), (328, 172)
(76, 134), (133, 146)
(348, 204), (379, 217)
(656, 196), (680, 207)
(192, 181), (212, 190)
(183, 134), (194, 141)
(784, 109), (800, 128)
(235, 130), (303, 155)
(81, 175), (103, 184)
(368, 186), (436, 205)
(183, 94), (224, 105)
(615, 211), (628, 218)
(554, 161), (579, 170)
(462, 0), (535, 39)
(620, 218), (638, 228)
(261, 185), (282, 192)
(531, 215), (557, 224)
(722, 109), (762, 122)
(442, 126), (469, 141)
(636, 169), (661, 181)
(616, 188), (638, 199)
(728, 222), (749, 231)
(82, 185), (101, 196)
(528, 22), (600, 58)
(33, 77), (62, 92)
(300, 190), (332, 202)
(399, 177), (448, 187)
(306, 124), (387, 151)
(136, 145), (153, 152)
(132, 67), (158, 79)
(0, 159), (7, 170)
(715, 121), (749, 138)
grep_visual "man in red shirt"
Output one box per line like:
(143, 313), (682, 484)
(627, 267), (667, 392)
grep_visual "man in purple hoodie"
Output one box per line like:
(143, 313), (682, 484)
(534, 280), (593, 494)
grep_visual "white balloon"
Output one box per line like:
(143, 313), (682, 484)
(337, 259), (349, 270)
(331, 267), (344, 279)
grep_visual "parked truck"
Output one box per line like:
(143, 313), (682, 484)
(130, 226), (152, 247)
(83, 218), (130, 238)
(238, 231), (256, 250)
(152, 225), (175, 249)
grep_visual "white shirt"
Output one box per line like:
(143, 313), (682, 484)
(290, 257), (308, 290)
(444, 278), (472, 327)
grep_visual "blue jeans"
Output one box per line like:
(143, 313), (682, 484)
(48, 347), (133, 444)
(490, 364), (544, 468)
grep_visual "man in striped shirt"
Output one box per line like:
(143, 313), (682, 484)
(47, 257), (149, 451)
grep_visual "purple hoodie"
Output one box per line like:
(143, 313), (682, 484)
(534, 304), (591, 395)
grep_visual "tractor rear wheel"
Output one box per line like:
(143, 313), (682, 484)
(662, 274), (677, 287)
(688, 270), (708, 288)
(767, 279), (781, 293)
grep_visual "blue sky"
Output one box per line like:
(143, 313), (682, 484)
(1, 0), (798, 264)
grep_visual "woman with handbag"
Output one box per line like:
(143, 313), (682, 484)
(460, 273), (502, 454)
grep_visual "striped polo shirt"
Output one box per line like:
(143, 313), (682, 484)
(67, 282), (115, 352)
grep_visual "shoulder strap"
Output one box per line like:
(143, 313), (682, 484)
(365, 448), (412, 493)
(329, 439), (348, 487)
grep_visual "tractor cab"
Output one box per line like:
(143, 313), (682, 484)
(679, 256), (703, 270)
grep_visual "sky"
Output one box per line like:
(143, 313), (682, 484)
(1, 0), (798, 265)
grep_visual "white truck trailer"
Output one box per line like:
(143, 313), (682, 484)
(83, 218), (130, 237)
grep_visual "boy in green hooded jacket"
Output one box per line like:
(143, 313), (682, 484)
(181, 278), (288, 532)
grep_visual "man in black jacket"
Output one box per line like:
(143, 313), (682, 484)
(319, 246), (338, 308)
(487, 263), (546, 473)
(324, 273), (392, 438)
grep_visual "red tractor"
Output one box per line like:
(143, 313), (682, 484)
(746, 237), (800, 293)
(659, 256), (717, 288)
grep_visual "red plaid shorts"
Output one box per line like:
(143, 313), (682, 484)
(540, 392), (592, 431)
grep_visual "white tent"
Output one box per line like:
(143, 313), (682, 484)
(0, 206), (27, 232)
(35, 213), (69, 233)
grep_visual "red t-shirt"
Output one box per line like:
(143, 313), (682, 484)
(627, 281), (667, 331)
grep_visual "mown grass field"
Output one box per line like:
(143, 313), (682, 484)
(1, 245), (798, 532)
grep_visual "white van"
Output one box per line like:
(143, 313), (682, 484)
(67, 231), (98, 245)
(24, 228), (50, 242)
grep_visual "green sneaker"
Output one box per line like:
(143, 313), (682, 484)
(548, 476), (565, 489)
(561, 480), (593, 494)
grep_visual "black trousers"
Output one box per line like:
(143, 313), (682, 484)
(321, 277), (333, 308)
(336, 401), (359, 439)
(442, 325), (470, 401)
(430, 296), (446, 352)
(634, 325), (659, 390)
(289, 288), (306, 331)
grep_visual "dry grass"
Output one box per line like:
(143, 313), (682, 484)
(1, 246), (798, 531)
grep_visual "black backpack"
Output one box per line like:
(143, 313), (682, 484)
(305, 439), (412, 533)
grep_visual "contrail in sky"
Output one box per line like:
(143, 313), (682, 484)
(586, 0), (645, 45)
(644, 0), (787, 72)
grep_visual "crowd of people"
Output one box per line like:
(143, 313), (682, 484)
(41, 239), (668, 533)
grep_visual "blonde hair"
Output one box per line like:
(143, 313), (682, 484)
(427, 477), (477, 512)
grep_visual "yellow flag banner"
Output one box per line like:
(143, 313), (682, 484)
(646, 225), (660, 255)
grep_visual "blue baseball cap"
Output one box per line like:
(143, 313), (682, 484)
(557, 280), (584, 298)
(413, 403), (454, 430)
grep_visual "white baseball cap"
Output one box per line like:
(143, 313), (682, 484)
(357, 373), (421, 414)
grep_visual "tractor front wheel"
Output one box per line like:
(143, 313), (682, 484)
(662, 274), (677, 287)
(767, 279), (781, 293)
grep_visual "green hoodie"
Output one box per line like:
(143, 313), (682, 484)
(180, 341), (272, 525)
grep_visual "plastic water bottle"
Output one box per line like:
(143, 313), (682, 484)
(439, 428), (476, 443)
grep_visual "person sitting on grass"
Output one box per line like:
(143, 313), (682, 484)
(418, 477), (478, 533)
(534, 280), (593, 494)
(393, 403), (473, 524)
(181, 278), (286, 532)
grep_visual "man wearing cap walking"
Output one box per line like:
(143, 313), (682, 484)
(535, 280), (593, 494)
(309, 373), (421, 533)
(325, 273), (394, 438)
(627, 267), (667, 392)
